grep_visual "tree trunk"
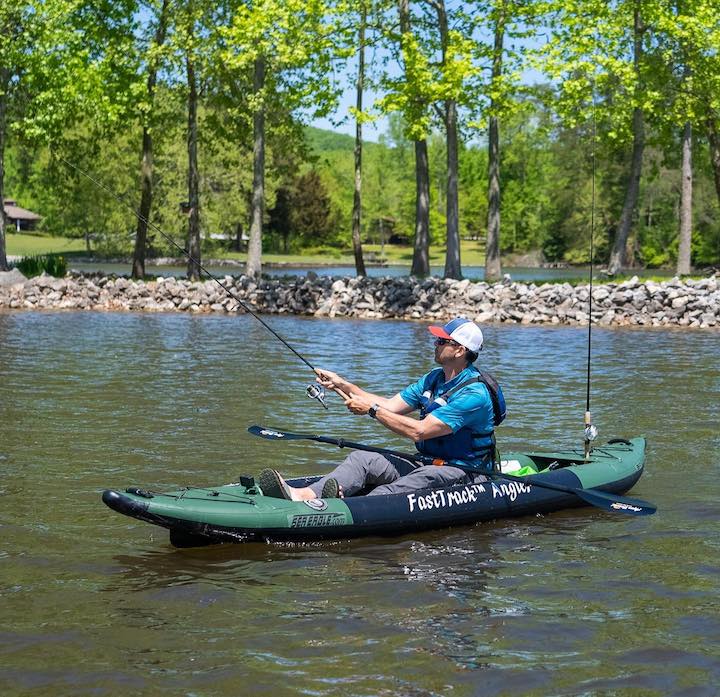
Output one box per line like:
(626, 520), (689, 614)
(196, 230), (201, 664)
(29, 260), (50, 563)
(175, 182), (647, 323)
(485, 113), (502, 282)
(131, 0), (169, 280)
(131, 128), (154, 279)
(608, 4), (645, 275)
(433, 0), (461, 279)
(444, 100), (461, 279)
(246, 56), (265, 279)
(351, 6), (367, 277)
(706, 115), (720, 208)
(485, 11), (505, 283)
(399, 0), (430, 277)
(411, 139), (431, 276)
(676, 121), (692, 275)
(186, 52), (201, 281)
(0, 75), (8, 272)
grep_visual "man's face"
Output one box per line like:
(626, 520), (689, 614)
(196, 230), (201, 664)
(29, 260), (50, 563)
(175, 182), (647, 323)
(433, 338), (464, 365)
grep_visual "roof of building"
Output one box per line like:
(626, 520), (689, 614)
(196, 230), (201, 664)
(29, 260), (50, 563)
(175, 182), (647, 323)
(3, 199), (42, 221)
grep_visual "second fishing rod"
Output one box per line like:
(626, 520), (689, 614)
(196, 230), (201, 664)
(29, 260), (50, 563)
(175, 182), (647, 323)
(57, 154), (333, 410)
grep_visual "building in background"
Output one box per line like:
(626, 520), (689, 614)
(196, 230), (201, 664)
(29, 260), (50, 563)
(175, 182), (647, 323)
(3, 199), (42, 232)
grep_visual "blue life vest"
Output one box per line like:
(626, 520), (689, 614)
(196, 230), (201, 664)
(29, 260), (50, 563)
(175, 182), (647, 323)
(416, 367), (506, 472)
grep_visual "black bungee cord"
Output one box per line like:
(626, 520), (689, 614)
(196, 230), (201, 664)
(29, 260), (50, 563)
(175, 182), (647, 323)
(56, 154), (329, 409)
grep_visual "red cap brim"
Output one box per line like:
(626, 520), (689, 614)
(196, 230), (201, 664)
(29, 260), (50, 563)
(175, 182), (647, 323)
(428, 325), (453, 340)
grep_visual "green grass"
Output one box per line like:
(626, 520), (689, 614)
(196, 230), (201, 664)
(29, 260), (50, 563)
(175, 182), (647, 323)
(214, 239), (488, 266)
(362, 241), (488, 266)
(6, 232), (86, 257)
(5, 232), (487, 266)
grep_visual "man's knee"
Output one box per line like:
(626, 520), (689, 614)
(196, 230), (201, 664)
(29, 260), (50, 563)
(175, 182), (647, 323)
(343, 450), (376, 469)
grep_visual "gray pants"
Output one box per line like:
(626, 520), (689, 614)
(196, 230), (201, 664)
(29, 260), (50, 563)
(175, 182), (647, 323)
(308, 450), (487, 498)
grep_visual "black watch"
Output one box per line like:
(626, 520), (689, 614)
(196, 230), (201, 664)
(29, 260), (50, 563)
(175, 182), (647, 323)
(368, 403), (381, 419)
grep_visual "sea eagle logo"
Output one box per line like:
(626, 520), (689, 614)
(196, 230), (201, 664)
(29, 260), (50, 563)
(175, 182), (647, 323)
(304, 498), (328, 511)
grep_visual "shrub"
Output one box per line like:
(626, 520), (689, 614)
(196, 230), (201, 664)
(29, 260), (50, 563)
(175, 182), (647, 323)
(15, 254), (67, 278)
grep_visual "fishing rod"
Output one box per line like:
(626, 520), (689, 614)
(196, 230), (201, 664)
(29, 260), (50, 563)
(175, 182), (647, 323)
(56, 153), (330, 410)
(584, 85), (599, 460)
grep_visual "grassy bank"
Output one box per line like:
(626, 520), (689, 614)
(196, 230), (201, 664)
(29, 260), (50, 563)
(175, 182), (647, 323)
(214, 240), (489, 266)
(6, 232), (87, 257)
(5, 233), (487, 266)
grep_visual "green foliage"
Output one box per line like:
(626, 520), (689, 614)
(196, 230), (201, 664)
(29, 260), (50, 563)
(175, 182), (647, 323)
(1, 0), (720, 274)
(266, 169), (336, 252)
(16, 254), (67, 277)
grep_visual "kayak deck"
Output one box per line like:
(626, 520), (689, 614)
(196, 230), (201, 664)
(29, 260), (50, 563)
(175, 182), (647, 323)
(102, 437), (646, 547)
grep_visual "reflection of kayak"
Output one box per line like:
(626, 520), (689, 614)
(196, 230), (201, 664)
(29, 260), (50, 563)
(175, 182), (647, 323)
(102, 438), (646, 548)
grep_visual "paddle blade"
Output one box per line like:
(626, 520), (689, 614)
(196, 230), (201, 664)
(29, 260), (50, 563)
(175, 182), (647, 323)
(249, 425), (291, 440)
(248, 425), (314, 441)
(575, 488), (656, 516)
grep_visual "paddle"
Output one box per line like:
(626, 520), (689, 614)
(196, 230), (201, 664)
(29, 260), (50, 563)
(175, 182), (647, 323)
(248, 425), (656, 516)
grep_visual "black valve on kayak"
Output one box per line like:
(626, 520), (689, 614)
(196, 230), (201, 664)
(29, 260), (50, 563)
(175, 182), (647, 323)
(306, 383), (328, 410)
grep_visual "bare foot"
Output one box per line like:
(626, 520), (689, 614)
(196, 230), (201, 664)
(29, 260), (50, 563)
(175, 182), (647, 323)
(289, 486), (319, 502)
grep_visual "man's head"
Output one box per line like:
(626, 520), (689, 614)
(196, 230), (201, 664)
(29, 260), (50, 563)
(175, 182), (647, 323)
(429, 318), (483, 365)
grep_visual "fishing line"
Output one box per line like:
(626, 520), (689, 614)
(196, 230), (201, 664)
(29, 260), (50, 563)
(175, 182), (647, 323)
(55, 153), (330, 408)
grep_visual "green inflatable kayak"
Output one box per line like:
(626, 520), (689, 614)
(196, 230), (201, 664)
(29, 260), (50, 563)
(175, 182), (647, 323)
(102, 437), (651, 547)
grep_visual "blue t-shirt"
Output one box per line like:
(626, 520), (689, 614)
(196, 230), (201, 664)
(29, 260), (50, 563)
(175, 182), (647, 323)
(399, 366), (495, 466)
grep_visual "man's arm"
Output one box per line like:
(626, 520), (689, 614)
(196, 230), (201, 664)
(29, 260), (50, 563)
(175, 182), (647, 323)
(315, 369), (414, 414)
(374, 408), (452, 442)
(342, 392), (452, 442)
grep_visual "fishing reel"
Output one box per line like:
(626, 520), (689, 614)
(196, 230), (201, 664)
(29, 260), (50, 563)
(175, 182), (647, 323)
(584, 424), (598, 442)
(306, 383), (328, 410)
(583, 410), (598, 460)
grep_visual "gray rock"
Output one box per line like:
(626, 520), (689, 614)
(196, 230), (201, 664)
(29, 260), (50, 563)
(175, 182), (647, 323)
(0, 268), (27, 287)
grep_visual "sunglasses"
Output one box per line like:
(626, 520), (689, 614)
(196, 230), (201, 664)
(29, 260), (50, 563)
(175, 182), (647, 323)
(434, 338), (459, 347)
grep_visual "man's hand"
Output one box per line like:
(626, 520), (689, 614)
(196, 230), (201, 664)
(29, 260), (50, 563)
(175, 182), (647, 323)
(315, 368), (342, 388)
(315, 368), (352, 397)
(343, 394), (373, 416)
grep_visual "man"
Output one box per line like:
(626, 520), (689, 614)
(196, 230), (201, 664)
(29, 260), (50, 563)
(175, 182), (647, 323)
(259, 317), (502, 500)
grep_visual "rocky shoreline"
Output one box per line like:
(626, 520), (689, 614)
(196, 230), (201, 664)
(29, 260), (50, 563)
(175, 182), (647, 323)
(0, 270), (718, 328)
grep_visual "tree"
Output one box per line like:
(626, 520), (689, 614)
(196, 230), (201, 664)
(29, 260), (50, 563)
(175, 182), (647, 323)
(485, 3), (506, 282)
(429, 0), (466, 279)
(607, 2), (647, 274)
(455, 0), (542, 279)
(219, 0), (344, 277)
(175, 0), (209, 280)
(664, 0), (720, 273)
(383, 0), (434, 276)
(544, 0), (673, 274)
(292, 170), (334, 243)
(0, 0), (137, 271)
(351, 2), (368, 276)
(268, 184), (293, 252)
(131, 0), (171, 280)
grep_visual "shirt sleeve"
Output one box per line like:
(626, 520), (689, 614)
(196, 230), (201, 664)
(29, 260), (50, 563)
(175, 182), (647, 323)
(428, 383), (492, 433)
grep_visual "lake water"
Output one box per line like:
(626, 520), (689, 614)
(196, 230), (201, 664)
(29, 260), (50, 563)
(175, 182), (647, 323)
(1, 311), (718, 696)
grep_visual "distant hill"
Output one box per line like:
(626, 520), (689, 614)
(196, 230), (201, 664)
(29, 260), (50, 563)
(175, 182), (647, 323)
(305, 126), (355, 152)
(304, 126), (386, 155)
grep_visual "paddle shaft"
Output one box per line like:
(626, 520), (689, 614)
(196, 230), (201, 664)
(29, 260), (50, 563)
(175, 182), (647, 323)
(247, 426), (656, 515)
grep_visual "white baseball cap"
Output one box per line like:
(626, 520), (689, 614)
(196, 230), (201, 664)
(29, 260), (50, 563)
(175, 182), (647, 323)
(428, 317), (484, 352)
